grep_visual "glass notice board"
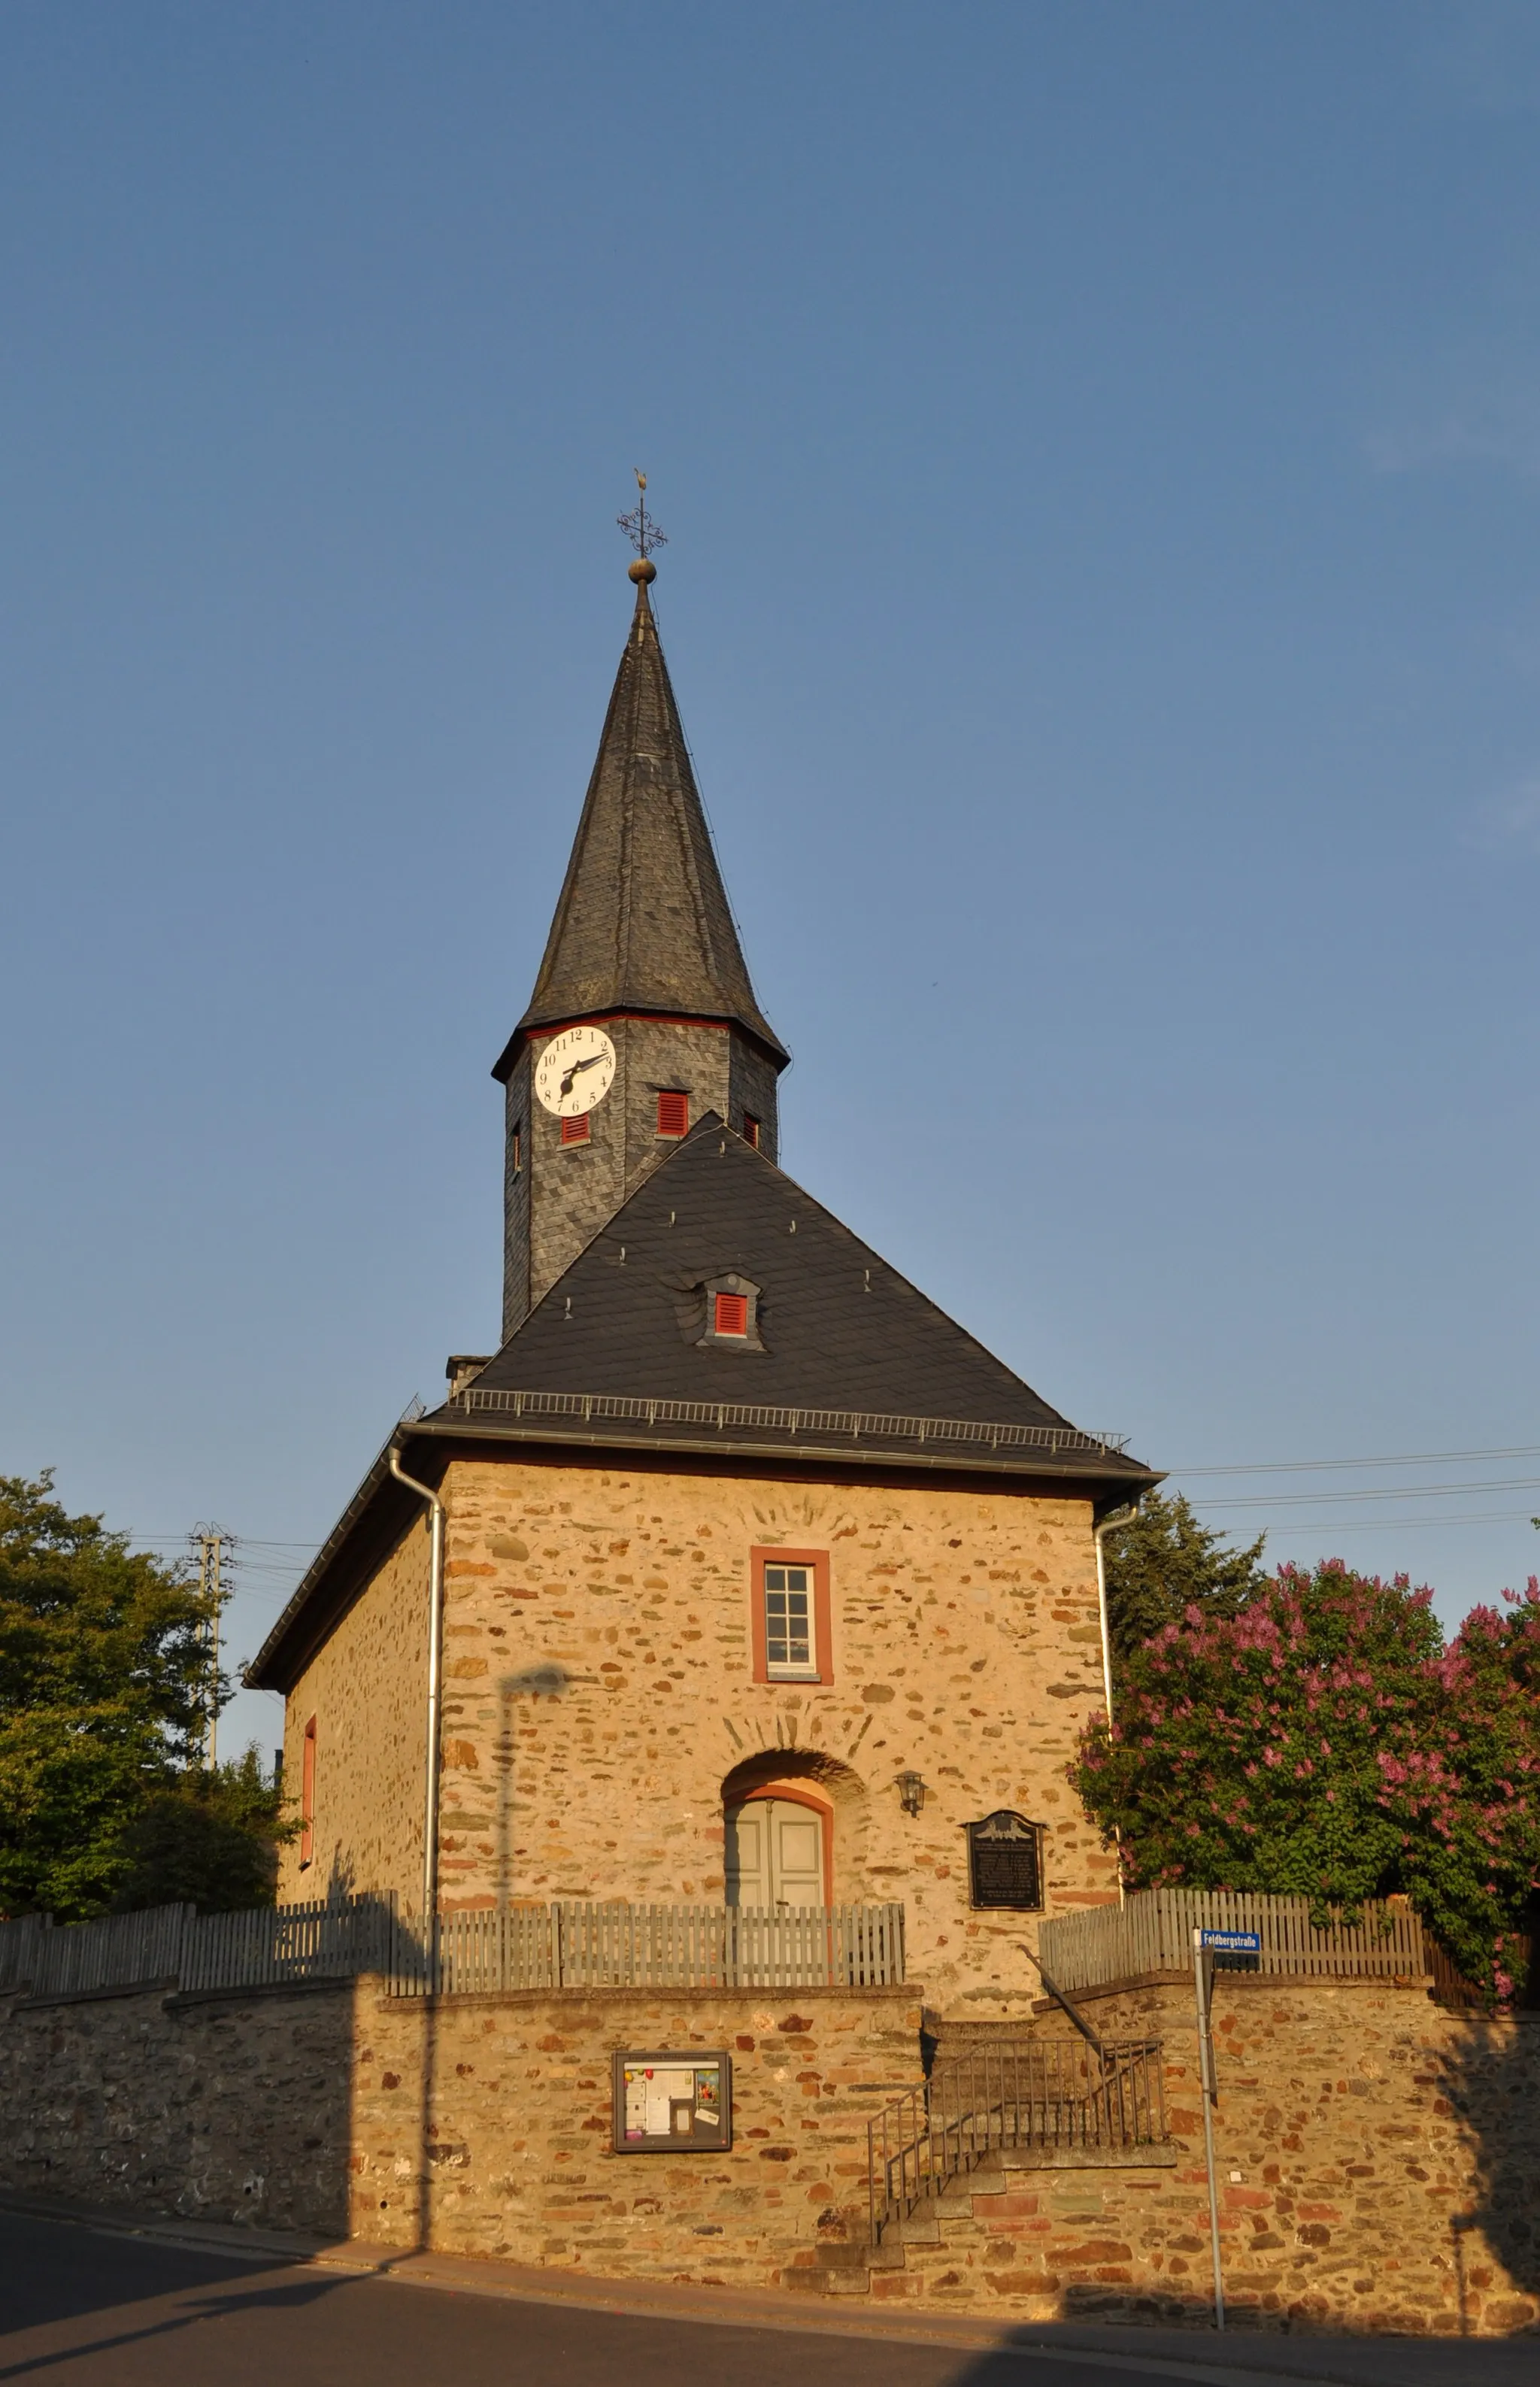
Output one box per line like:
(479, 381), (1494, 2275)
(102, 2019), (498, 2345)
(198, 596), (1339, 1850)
(612, 2051), (732, 2152)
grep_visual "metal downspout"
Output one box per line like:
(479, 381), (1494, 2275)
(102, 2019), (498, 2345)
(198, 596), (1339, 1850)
(1094, 1503), (1139, 1910)
(390, 1448), (447, 1931)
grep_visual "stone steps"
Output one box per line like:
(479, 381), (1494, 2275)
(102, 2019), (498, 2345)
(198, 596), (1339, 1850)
(787, 2143), (1178, 2299)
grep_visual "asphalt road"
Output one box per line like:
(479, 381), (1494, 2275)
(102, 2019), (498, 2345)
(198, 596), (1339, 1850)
(0, 2210), (1172, 2387)
(0, 2210), (1155, 2387)
(0, 2208), (1533, 2387)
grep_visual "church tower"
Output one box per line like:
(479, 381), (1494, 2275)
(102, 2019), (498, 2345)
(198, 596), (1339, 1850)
(491, 550), (790, 1340)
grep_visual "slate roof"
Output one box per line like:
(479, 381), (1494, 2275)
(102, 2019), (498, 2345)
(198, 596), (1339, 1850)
(426, 1117), (1155, 1484)
(247, 1119), (1157, 1691)
(494, 572), (789, 1078)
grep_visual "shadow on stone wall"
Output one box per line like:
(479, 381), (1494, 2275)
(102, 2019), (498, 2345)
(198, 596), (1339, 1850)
(0, 1977), (358, 2240)
(1437, 2015), (1540, 2334)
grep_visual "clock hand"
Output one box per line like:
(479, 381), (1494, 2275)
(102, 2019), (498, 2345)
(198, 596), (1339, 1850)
(558, 1052), (606, 1098)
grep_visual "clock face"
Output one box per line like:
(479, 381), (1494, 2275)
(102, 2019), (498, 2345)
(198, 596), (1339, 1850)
(533, 1024), (617, 1118)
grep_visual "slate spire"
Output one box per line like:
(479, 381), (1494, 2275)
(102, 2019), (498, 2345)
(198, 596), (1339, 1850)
(504, 560), (788, 1067)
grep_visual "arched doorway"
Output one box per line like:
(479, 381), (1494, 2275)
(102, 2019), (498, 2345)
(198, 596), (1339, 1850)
(722, 1754), (856, 1909)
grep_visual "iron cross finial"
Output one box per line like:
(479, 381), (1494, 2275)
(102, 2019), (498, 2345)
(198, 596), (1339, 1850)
(617, 468), (668, 561)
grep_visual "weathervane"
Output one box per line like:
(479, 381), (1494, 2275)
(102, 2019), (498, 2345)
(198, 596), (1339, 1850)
(617, 469), (668, 562)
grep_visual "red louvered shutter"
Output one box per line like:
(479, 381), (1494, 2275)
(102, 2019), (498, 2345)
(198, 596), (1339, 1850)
(561, 1114), (590, 1145)
(656, 1090), (689, 1137)
(743, 1114), (760, 1148)
(714, 1291), (749, 1336)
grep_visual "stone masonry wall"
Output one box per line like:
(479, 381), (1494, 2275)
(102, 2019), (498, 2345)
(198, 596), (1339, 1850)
(896, 1979), (1540, 2337)
(0, 1976), (921, 2287)
(276, 1513), (431, 1907)
(0, 1980), (355, 2233)
(0, 1973), (1535, 2333)
(350, 1979), (920, 2280)
(505, 1018), (778, 1333)
(396, 1446), (1116, 2012)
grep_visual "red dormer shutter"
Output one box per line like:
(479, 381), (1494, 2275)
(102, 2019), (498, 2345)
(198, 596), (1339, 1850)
(656, 1090), (689, 1137)
(742, 1113), (760, 1148)
(560, 1114), (590, 1145)
(714, 1291), (749, 1337)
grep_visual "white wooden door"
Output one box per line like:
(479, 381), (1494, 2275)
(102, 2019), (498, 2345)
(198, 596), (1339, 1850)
(724, 1797), (826, 1907)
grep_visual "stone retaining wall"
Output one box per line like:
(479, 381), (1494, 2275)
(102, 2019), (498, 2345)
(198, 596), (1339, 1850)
(0, 1970), (1535, 2334)
(0, 1978), (355, 2233)
(919, 1976), (1538, 2337)
(349, 1980), (923, 2282)
(0, 1976), (923, 2287)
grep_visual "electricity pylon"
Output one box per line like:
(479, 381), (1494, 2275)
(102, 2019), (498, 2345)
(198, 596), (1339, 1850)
(189, 1524), (237, 1767)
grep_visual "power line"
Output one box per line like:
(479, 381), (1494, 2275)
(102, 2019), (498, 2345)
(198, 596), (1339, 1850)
(1248, 1509), (1540, 1535)
(1202, 1475), (1540, 1512)
(1174, 1443), (1540, 1479)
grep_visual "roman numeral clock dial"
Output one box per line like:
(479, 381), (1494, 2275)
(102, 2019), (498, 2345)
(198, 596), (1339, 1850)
(533, 1024), (617, 1118)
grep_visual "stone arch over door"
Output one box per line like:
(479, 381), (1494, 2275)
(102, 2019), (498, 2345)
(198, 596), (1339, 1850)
(720, 1752), (868, 1907)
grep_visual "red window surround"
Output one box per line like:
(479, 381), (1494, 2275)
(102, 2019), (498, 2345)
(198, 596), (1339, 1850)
(560, 1114), (590, 1145)
(750, 1548), (833, 1685)
(714, 1291), (749, 1337)
(300, 1715), (317, 1868)
(742, 1114), (760, 1148)
(656, 1090), (689, 1137)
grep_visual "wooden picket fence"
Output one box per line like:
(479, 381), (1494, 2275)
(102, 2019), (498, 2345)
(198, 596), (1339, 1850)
(1038, 1888), (1426, 1993)
(0, 1896), (394, 2000)
(0, 1896), (905, 2000)
(411, 1900), (905, 1994)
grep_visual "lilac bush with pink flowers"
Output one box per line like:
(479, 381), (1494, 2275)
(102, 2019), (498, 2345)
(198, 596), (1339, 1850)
(1072, 1559), (1540, 1997)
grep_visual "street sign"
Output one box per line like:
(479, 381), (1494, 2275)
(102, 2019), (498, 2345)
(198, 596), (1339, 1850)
(1198, 1929), (1261, 1953)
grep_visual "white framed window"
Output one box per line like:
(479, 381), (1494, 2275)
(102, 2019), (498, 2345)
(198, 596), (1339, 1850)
(763, 1564), (817, 1680)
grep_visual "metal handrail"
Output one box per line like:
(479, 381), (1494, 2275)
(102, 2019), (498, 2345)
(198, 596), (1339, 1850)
(445, 1384), (1129, 1459)
(867, 2037), (1166, 2247)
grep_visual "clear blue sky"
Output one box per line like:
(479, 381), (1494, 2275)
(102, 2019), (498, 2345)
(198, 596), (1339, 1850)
(3, 3), (1538, 1761)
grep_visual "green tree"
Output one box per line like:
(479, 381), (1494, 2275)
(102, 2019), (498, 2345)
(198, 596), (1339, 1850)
(1102, 1489), (1268, 1668)
(112, 1746), (290, 1913)
(0, 1470), (217, 1918)
(1072, 1560), (1540, 1995)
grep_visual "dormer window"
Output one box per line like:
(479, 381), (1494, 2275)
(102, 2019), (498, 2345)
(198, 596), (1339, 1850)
(656, 1090), (689, 1138)
(695, 1272), (763, 1350)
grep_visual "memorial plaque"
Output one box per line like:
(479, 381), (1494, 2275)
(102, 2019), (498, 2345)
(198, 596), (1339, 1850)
(613, 2050), (732, 2152)
(966, 1811), (1044, 1910)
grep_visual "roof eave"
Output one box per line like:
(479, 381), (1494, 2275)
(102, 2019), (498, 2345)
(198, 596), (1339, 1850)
(248, 1412), (1160, 1694)
(491, 1004), (790, 1085)
(404, 1409), (1160, 1487)
(243, 1430), (445, 1694)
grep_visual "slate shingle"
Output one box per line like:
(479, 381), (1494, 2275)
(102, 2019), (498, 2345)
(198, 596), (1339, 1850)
(428, 1117), (1155, 1489)
(494, 575), (788, 1078)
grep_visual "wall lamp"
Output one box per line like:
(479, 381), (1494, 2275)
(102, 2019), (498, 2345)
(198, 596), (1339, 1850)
(895, 1770), (929, 1818)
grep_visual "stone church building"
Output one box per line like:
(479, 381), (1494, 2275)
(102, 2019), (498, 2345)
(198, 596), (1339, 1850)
(248, 551), (1156, 2022)
(9, 547), (1533, 2338)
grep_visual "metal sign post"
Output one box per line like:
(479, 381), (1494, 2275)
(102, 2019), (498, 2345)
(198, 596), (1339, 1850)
(1192, 1925), (1261, 2332)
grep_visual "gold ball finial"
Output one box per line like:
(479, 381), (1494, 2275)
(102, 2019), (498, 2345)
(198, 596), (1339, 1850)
(618, 474), (666, 573)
